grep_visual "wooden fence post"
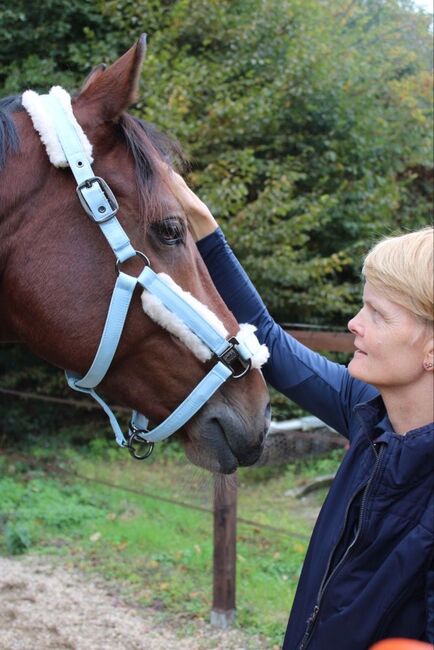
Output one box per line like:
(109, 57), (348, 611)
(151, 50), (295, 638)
(210, 474), (237, 628)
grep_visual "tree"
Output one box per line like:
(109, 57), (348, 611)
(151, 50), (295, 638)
(90, 0), (432, 322)
(0, 0), (432, 427)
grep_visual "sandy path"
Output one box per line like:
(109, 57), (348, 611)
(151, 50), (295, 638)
(0, 555), (271, 650)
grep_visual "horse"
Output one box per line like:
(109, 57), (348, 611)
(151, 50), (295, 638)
(0, 36), (271, 474)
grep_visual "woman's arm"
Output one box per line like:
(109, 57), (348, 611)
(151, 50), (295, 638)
(198, 228), (377, 436)
(173, 174), (378, 435)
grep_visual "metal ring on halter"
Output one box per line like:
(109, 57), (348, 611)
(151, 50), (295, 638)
(232, 359), (252, 379)
(115, 250), (150, 276)
(218, 337), (252, 379)
(127, 427), (155, 460)
(230, 357), (251, 379)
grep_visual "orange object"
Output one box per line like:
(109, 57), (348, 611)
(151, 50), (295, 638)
(370, 639), (433, 650)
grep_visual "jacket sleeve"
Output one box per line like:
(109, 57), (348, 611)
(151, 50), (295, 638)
(426, 559), (434, 642)
(197, 228), (378, 437)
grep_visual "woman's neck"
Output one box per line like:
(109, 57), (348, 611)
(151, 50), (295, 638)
(381, 378), (434, 435)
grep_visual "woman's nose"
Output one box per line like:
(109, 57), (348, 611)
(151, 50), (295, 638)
(348, 311), (363, 335)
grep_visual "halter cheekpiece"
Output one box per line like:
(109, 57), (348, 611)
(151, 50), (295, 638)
(22, 87), (269, 459)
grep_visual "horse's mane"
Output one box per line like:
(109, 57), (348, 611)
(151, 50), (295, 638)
(0, 94), (187, 222)
(0, 95), (22, 170)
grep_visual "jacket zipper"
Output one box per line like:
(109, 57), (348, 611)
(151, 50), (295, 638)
(298, 443), (384, 650)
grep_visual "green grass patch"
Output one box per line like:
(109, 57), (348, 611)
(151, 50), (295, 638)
(0, 443), (344, 645)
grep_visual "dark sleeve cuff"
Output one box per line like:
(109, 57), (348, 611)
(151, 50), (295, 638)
(196, 227), (226, 258)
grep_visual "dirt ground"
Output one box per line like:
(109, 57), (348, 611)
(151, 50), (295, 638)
(0, 555), (272, 650)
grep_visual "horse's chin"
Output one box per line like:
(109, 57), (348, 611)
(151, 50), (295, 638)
(182, 433), (264, 475)
(180, 395), (269, 473)
(183, 440), (238, 474)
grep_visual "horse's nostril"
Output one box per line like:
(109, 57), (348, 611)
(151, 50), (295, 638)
(265, 401), (272, 423)
(258, 402), (271, 445)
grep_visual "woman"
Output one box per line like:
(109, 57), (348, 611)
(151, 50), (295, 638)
(173, 174), (434, 649)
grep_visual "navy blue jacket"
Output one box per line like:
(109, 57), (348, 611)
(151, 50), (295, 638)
(198, 228), (434, 650)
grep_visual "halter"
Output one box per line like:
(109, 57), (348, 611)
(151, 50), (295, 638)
(22, 87), (269, 459)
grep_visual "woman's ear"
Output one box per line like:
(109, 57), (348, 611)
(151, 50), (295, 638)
(423, 334), (434, 371)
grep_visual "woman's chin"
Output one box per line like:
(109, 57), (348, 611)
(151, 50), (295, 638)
(348, 357), (367, 382)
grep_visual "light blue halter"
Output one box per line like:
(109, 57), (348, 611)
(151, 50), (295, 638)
(33, 92), (257, 459)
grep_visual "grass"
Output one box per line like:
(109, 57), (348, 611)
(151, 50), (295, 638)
(0, 439), (345, 646)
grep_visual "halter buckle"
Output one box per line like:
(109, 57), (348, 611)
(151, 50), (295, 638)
(76, 176), (119, 223)
(219, 337), (252, 379)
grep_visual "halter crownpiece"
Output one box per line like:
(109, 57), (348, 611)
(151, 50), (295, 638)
(22, 87), (93, 167)
(22, 87), (269, 459)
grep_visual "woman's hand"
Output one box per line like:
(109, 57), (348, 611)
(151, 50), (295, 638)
(169, 171), (219, 241)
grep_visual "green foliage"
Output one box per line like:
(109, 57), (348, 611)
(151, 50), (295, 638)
(268, 385), (307, 421)
(1, 0), (431, 321)
(284, 447), (346, 483)
(74, 0), (429, 322)
(0, 0), (118, 92)
(0, 474), (106, 549)
(0, 460), (114, 558)
(4, 524), (33, 555)
(0, 344), (120, 446)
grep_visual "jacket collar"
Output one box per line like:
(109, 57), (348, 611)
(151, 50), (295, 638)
(354, 394), (434, 439)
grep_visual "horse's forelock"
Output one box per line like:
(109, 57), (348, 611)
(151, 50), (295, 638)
(118, 113), (188, 223)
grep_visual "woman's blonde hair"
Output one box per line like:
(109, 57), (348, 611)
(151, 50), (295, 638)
(362, 226), (434, 322)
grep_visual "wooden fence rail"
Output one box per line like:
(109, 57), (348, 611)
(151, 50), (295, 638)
(284, 328), (354, 353)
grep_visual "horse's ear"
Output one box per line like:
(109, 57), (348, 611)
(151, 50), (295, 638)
(74, 35), (147, 125)
(80, 63), (107, 93)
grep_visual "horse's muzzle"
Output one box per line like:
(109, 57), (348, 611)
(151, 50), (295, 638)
(188, 399), (271, 474)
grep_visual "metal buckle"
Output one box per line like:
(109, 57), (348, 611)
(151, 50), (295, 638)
(219, 337), (252, 379)
(127, 421), (154, 460)
(76, 176), (119, 223)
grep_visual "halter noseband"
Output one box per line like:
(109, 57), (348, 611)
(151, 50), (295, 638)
(22, 87), (269, 459)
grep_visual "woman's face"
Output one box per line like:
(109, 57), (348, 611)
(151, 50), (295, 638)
(347, 281), (430, 389)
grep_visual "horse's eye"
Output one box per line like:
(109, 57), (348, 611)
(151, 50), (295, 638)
(152, 217), (186, 246)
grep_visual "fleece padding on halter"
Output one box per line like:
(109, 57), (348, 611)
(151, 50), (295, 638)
(141, 272), (269, 369)
(22, 86), (93, 167)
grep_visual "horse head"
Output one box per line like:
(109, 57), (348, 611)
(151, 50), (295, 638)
(0, 36), (270, 473)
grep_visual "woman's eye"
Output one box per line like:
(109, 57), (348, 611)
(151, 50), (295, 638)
(152, 217), (186, 246)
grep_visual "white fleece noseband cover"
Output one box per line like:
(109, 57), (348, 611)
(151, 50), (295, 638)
(141, 273), (269, 369)
(22, 86), (93, 167)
